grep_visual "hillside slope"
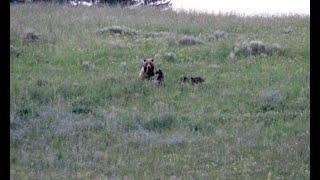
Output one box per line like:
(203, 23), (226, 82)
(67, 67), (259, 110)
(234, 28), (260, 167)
(10, 4), (310, 179)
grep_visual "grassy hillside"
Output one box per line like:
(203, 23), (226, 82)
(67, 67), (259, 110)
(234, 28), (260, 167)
(10, 3), (310, 179)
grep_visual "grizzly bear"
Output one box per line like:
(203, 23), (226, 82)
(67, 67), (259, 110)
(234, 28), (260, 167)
(139, 58), (155, 79)
(180, 76), (204, 85)
(154, 69), (164, 85)
(191, 76), (205, 85)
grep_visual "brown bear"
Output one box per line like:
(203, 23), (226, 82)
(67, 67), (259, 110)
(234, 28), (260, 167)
(139, 58), (155, 79)
(191, 76), (205, 85)
(154, 69), (164, 85)
(180, 76), (204, 85)
(180, 76), (189, 83)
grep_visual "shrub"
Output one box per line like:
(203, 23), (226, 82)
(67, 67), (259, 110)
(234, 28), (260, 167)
(213, 30), (227, 40)
(10, 45), (20, 57)
(245, 40), (266, 54)
(230, 40), (284, 58)
(163, 52), (176, 62)
(16, 106), (37, 120)
(97, 26), (138, 36)
(178, 36), (204, 45)
(24, 28), (42, 43)
(258, 90), (282, 103)
(284, 26), (293, 34)
(257, 90), (285, 112)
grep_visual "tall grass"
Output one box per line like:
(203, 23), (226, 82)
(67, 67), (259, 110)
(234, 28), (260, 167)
(10, 3), (309, 179)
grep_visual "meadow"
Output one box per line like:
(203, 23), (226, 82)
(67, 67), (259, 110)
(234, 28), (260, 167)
(10, 3), (310, 179)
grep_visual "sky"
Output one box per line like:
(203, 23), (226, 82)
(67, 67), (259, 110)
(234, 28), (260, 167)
(170, 0), (310, 16)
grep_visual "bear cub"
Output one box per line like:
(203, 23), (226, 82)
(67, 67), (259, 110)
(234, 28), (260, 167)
(191, 76), (205, 85)
(180, 76), (205, 85)
(154, 69), (164, 85)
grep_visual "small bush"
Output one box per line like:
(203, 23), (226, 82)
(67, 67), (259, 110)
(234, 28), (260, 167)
(16, 106), (37, 120)
(257, 90), (284, 112)
(24, 28), (41, 43)
(207, 36), (216, 42)
(207, 30), (227, 42)
(178, 36), (204, 45)
(258, 90), (282, 103)
(213, 30), (227, 40)
(10, 45), (20, 57)
(245, 40), (266, 54)
(230, 40), (284, 58)
(272, 43), (283, 51)
(17, 107), (31, 118)
(143, 114), (176, 132)
(284, 26), (293, 34)
(163, 52), (177, 62)
(160, 134), (188, 145)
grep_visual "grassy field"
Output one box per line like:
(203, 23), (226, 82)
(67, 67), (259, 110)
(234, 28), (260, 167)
(10, 3), (310, 179)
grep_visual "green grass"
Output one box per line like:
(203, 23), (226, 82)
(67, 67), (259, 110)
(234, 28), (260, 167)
(10, 3), (309, 179)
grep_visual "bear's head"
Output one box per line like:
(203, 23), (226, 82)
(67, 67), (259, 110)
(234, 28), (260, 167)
(191, 76), (204, 85)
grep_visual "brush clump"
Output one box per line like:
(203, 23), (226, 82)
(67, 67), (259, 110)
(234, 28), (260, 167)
(178, 36), (204, 45)
(10, 45), (20, 57)
(229, 40), (284, 58)
(284, 26), (293, 34)
(97, 26), (138, 36)
(207, 30), (227, 42)
(214, 30), (227, 40)
(24, 28), (42, 43)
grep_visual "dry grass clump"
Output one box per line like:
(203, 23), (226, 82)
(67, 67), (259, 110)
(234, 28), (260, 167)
(257, 90), (284, 112)
(214, 30), (227, 40)
(97, 26), (138, 36)
(258, 90), (282, 103)
(207, 30), (227, 42)
(23, 28), (42, 43)
(178, 35), (204, 45)
(10, 44), (20, 57)
(284, 26), (293, 34)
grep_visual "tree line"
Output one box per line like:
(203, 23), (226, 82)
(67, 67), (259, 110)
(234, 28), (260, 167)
(10, 0), (172, 7)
